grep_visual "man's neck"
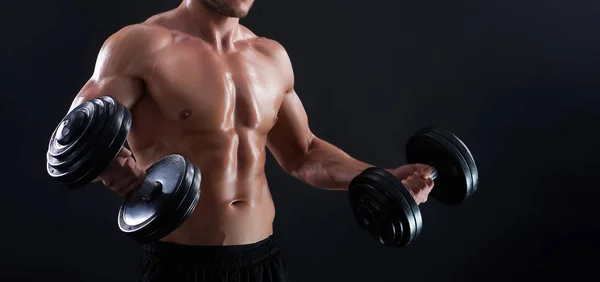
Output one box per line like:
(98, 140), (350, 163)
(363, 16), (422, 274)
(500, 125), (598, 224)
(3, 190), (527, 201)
(179, 0), (241, 51)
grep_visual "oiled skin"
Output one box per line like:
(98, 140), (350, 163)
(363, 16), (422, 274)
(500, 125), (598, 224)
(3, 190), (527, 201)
(69, 0), (434, 246)
(73, 24), (288, 245)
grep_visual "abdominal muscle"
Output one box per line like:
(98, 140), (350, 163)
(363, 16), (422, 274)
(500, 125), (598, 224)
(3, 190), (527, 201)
(161, 176), (276, 246)
(127, 106), (276, 246)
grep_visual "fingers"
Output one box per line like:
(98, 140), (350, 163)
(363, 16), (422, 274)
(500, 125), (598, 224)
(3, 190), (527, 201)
(103, 177), (141, 196)
(99, 155), (127, 180)
(96, 147), (131, 182)
(391, 165), (418, 179)
(406, 172), (430, 190)
(120, 176), (145, 196)
(98, 155), (143, 196)
(118, 147), (133, 158)
(423, 177), (434, 189)
(391, 163), (435, 180)
(413, 164), (435, 179)
(115, 157), (138, 180)
(401, 171), (434, 204)
(401, 179), (417, 198)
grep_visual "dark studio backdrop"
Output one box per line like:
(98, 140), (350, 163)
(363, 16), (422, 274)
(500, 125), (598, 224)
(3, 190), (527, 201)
(1, 0), (599, 281)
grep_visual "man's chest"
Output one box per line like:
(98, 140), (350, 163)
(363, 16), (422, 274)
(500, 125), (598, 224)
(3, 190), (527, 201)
(142, 42), (287, 130)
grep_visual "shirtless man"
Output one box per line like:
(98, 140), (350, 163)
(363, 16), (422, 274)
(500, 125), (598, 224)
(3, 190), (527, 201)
(67, 0), (435, 281)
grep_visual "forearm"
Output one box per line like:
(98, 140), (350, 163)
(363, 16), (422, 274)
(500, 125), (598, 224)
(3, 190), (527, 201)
(290, 137), (372, 190)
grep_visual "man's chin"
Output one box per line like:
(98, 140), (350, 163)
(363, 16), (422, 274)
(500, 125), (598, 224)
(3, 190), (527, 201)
(226, 10), (249, 18)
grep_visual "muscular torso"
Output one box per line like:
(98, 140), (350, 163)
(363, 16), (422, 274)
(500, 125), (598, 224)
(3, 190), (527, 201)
(125, 16), (287, 245)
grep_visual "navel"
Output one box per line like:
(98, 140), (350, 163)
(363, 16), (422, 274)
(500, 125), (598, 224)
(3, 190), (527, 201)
(179, 109), (193, 119)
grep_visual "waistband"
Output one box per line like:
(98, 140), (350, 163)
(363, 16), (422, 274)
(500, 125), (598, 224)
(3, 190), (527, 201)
(141, 236), (279, 269)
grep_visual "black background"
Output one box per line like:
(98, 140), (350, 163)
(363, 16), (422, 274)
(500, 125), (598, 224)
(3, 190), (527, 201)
(2, 0), (599, 281)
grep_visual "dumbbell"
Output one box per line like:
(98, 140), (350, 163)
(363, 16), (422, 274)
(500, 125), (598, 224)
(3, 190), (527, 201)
(46, 96), (201, 244)
(348, 128), (479, 247)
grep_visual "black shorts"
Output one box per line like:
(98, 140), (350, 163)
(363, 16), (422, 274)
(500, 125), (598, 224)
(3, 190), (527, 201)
(137, 236), (289, 282)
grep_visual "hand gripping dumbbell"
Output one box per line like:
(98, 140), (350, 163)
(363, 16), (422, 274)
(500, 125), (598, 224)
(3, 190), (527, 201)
(348, 128), (479, 247)
(46, 96), (201, 244)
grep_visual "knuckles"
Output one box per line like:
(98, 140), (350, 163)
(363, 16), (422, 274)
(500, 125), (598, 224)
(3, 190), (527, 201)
(99, 156), (141, 195)
(403, 176), (434, 204)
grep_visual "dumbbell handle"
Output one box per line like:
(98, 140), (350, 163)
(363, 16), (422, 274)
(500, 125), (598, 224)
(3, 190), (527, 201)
(429, 168), (439, 181)
(121, 143), (161, 201)
(139, 178), (162, 201)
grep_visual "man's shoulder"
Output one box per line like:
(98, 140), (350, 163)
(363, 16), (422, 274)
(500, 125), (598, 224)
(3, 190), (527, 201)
(242, 35), (291, 72)
(241, 30), (295, 85)
(248, 37), (287, 57)
(106, 23), (171, 50)
(98, 23), (175, 65)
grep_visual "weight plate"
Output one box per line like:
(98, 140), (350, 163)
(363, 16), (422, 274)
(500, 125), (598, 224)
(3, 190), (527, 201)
(118, 154), (201, 244)
(406, 127), (477, 205)
(369, 168), (424, 241)
(47, 99), (105, 181)
(74, 97), (130, 186)
(429, 128), (479, 199)
(349, 167), (422, 247)
(47, 99), (102, 159)
(46, 96), (131, 188)
(156, 165), (201, 241)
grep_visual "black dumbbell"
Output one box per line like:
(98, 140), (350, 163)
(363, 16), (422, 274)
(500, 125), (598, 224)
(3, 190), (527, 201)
(46, 96), (201, 244)
(348, 128), (479, 247)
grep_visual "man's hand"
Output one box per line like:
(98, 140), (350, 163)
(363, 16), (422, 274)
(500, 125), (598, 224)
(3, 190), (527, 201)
(388, 164), (435, 204)
(95, 147), (146, 196)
